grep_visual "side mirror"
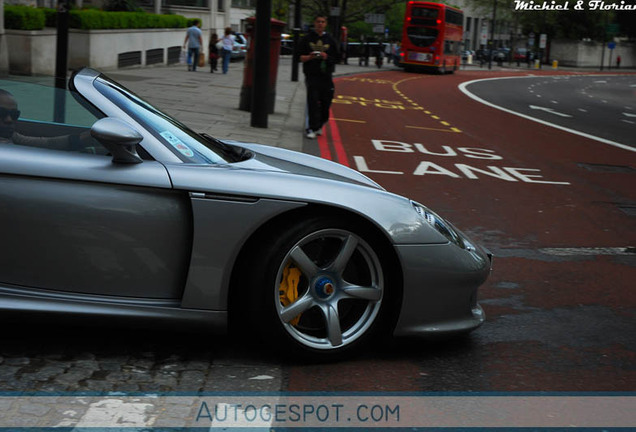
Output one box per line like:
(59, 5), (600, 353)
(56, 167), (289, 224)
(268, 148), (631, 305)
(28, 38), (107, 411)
(90, 117), (144, 164)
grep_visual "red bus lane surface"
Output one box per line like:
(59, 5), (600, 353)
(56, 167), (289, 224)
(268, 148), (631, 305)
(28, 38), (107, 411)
(289, 69), (636, 392)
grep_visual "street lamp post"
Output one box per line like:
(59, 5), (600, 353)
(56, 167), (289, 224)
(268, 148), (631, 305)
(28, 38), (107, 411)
(291, 0), (301, 81)
(250, 0), (272, 128)
(488, 0), (497, 70)
(54, 0), (71, 123)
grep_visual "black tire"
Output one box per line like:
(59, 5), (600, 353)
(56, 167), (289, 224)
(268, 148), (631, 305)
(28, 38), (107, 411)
(239, 215), (396, 359)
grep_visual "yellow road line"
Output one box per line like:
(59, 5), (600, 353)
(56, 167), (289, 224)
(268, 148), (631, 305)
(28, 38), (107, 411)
(391, 76), (461, 134)
(406, 125), (462, 133)
(332, 118), (367, 123)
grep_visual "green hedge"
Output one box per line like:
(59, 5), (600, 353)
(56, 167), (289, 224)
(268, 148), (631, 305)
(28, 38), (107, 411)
(4, 7), (187, 30)
(4, 5), (46, 30)
(69, 10), (187, 29)
(43, 8), (57, 28)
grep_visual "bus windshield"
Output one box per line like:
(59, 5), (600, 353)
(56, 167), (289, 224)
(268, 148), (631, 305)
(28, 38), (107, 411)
(407, 27), (439, 48)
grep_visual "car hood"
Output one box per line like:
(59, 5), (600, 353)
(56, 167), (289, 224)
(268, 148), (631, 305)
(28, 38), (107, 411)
(222, 141), (383, 190)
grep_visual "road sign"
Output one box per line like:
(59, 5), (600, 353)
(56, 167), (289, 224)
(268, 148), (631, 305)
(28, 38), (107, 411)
(480, 26), (488, 45)
(539, 33), (547, 49)
(608, 41), (616, 50)
(364, 13), (385, 24)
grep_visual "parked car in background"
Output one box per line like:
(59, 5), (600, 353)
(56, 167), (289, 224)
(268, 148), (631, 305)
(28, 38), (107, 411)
(514, 47), (528, 62)
(280, 39), (294, 55)
(461, 50), (475, 61)
(231, 32), (247, 60)
(493, 48), (510, 62)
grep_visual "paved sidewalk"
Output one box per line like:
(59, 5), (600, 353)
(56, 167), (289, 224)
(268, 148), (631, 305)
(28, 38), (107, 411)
(108, 56), (380, 153)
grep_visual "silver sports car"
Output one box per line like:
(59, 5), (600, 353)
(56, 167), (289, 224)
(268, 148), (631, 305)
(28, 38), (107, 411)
(0, 68), (491, 357)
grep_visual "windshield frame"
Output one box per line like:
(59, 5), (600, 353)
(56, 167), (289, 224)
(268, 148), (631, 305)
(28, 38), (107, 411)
(91, 73), (238, 165)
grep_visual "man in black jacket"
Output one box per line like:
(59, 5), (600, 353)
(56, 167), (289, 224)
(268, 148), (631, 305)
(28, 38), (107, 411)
(296, 15), (340, 139)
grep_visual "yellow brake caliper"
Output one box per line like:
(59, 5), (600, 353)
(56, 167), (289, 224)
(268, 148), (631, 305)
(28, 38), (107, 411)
(279, 264), (302, 326)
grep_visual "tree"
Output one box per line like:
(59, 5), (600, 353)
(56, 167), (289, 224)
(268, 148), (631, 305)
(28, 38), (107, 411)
(297, 0), (404, 41)
(467, 0), (621, 42)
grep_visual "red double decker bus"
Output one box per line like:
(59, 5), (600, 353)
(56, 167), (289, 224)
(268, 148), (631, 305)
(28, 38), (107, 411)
(400, 1), (464, 73)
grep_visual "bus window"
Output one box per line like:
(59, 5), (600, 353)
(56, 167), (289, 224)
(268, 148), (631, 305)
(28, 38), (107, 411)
(410, 7), (438, 26)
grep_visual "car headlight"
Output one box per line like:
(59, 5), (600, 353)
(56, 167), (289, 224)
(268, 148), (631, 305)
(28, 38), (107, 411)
(411, 201), (465, 248)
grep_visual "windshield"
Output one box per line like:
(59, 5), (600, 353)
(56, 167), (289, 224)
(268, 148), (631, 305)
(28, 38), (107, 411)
(2, 78), (102, 127)
(407, 27), (439, 48)
(92, 75), (235, 164)
(1, 77), (105, 154)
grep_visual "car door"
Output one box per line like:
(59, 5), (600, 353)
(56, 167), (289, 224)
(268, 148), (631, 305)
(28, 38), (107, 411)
(0, 145), (191, 300)
(0, 144), (192, 299)
(0, 80), (191, 300)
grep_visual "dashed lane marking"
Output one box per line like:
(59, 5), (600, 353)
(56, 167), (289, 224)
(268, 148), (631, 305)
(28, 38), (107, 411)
(539, 247), (635, 256)
(406, 125), (461, 133)
(459, 75), (636, 153)
(332, 118), (367, 123)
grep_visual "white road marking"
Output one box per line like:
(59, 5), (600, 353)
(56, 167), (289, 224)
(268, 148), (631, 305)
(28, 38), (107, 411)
(540, 247), (634, 256)
(249, 375), (275, 380)
(623, 112), (636, 118)
(458, 76), (636, 153)
(529, 105), (572, 117)
(57, 399), (157, 427)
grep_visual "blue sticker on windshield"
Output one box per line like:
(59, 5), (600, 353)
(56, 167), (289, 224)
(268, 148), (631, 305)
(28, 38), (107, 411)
(160, 131), (194, 157)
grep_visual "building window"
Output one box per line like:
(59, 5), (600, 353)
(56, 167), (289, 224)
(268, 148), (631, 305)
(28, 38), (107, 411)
(232, 0), (256, 8)
(218, 0), (224, 11)
(163, 0), (210, 7)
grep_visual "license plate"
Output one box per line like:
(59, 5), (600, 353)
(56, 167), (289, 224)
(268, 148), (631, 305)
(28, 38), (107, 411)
(408, 52), (431, 62)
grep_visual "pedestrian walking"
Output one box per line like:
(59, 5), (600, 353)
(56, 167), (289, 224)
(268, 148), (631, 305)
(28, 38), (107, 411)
(296, 15), (340, 139)
(183, 19), (203, 72)
(384, 41), (393, 64)
(221, 27), (234, 74)
(616, 55), (621, 69)
(208, 33), (219, 73)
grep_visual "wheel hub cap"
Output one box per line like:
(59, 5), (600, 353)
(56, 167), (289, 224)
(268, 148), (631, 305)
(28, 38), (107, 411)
(314, 277), (336, 299)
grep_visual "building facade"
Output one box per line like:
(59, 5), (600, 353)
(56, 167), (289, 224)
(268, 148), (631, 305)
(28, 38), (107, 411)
(455, 0), (523, 52)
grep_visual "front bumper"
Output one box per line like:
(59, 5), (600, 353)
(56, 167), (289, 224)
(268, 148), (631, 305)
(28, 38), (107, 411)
(392, 242), (492, 337)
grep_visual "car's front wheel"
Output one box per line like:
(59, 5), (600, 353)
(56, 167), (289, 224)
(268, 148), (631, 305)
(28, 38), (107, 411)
(240, 215), (396, 358)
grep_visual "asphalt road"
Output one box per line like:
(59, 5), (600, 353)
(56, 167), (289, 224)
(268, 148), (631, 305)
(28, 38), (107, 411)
(459, 74), (636, 150)
(299, 67), (636, 392)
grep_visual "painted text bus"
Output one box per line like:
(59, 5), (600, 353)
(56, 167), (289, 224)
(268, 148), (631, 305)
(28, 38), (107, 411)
(400, 1), (464, 73)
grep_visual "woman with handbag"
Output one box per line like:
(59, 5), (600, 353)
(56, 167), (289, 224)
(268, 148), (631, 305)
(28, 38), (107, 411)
(208, 33), (219, 73)
(221, 27), (234, 74)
